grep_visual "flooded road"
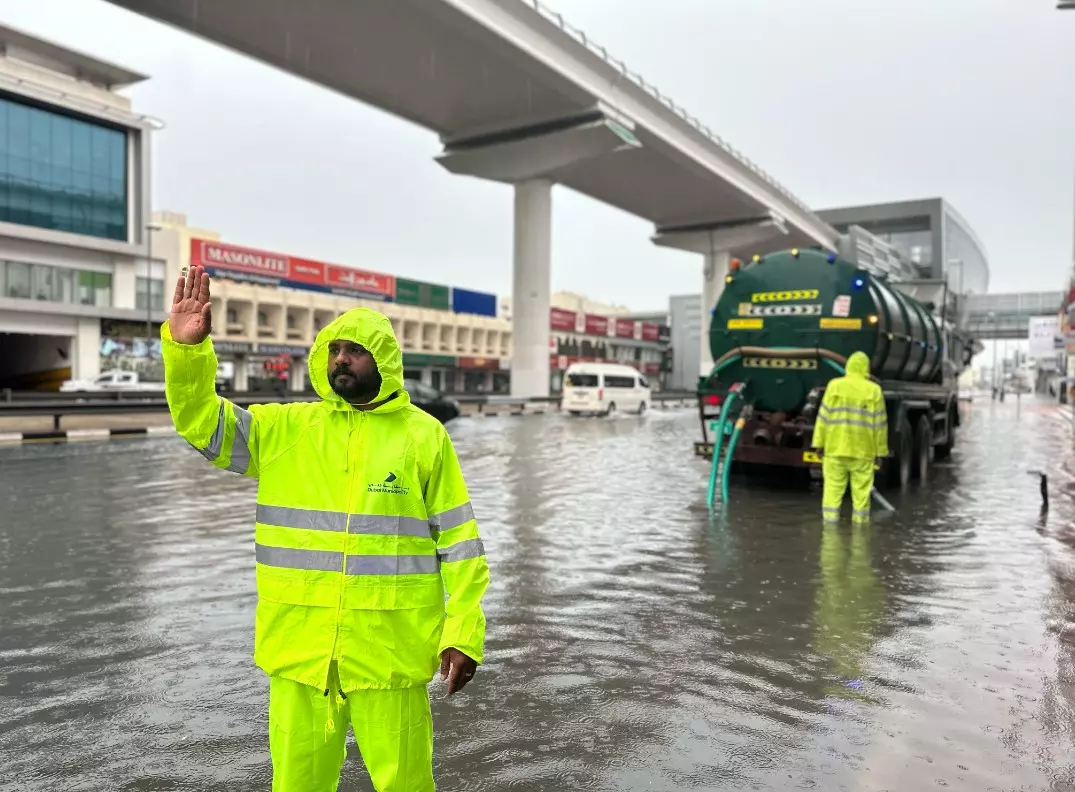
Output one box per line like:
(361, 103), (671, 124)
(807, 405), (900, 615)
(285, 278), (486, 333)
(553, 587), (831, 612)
(3, 400), (1075, 791)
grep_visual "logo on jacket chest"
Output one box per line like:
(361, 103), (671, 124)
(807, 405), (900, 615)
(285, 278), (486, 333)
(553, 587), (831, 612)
(367, 471), (409, 496)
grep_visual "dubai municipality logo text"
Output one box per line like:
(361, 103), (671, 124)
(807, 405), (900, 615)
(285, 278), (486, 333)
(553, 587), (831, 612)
(367, 471), (409, 495)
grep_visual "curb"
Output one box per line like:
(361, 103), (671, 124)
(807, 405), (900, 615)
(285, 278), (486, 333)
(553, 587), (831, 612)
(0, 425), (176, 445)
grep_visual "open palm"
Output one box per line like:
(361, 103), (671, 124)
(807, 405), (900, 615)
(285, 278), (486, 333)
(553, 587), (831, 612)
(170, 266), (213, 345)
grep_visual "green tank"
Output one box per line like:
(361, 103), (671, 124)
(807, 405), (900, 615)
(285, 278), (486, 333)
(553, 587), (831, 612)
(707, 248), (947, 413)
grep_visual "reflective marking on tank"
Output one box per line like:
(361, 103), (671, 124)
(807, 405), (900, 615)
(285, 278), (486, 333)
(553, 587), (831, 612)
(751, 289), (819, 303)
(727, 318), (764, 330)
(819, 317), (863, 330)
(743, 357), (818, 370)
(746, 303), (822, 317)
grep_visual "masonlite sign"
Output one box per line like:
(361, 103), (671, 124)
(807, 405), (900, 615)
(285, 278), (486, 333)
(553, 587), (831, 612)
(190, 239), (395, 300)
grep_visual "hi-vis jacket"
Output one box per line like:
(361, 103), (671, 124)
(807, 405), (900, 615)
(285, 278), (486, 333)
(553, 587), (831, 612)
(812, 351), (890, 461)
(162, 307), (489, 692)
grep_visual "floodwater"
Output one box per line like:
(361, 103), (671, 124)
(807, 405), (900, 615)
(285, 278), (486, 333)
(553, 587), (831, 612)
(3, 399), (1075, 791)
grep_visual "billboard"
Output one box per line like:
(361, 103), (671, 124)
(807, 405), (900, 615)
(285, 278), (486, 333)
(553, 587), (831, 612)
(1027, 315), (1060, 359)
(396, 277), (451, 310)
(190, 239), (395, 300)
(549, 308), (577, 331)
(451, 287), (497, 318)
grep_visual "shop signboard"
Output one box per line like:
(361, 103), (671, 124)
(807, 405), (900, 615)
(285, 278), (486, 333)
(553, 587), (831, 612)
(614, 318), (636, 339)
(458, 356), (500, 370)
(1027, 316), (1060, 359)
(641, 323), (660, 342)
(550, 308), (577, 331)
(403, 354), (456, 367)
(190, 238), (394, 300)
(257, 343), (308, 357)
(452, 288), (497, 317)
(395, 278), (452, 310)
(213, 340), (255, 355)
(584, 314), (608, 336)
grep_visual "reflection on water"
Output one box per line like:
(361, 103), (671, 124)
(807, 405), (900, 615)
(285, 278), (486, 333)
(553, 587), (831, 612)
(2, 401), (1075, 790)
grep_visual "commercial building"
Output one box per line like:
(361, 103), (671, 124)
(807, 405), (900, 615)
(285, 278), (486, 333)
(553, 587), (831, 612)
(150, 213), (511, 394)
(668, 294), (703, 393)
(0, 24), (161, 389)
(500, 292), (670, 393)
(817, 197), (989, 296)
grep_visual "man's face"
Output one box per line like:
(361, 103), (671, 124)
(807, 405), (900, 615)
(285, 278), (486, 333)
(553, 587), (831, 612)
(327, 339), (381, 403)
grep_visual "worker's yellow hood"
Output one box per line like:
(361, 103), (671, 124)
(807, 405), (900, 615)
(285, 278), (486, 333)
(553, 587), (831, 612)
(307, 307), (409, 411)
(846, 351), (871, 378)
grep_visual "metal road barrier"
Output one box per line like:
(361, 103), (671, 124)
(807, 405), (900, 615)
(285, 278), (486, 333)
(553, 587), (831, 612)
(0, 388), (696, 430)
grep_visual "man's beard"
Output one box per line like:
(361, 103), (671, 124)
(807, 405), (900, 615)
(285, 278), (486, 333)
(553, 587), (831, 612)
(330, 368), (382, 402)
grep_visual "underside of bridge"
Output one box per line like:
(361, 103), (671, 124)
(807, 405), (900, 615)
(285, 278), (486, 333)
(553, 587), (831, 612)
(103, 0), (837, 394)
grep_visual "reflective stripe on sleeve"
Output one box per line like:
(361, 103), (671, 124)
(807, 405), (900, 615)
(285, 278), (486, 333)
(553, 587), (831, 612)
(196, 401), (227, 461)
(227, 404), (253, 474)
(428, 502), (475, 532)
(437, 537), (485, 564)
(256, 544), (438, 575)
(256, 505), (431, 537)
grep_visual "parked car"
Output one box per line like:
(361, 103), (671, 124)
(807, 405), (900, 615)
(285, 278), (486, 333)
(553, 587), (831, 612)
(561, 362), (651, 416)
(404, 379), (461, 424)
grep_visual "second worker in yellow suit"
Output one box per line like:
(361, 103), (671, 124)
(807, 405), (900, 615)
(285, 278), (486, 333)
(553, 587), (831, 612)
(162, 265), (489, 791)
(812, 351), (889, 523)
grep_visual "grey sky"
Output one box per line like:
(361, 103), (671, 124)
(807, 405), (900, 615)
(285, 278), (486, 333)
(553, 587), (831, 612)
(3, 0), (1074, 310)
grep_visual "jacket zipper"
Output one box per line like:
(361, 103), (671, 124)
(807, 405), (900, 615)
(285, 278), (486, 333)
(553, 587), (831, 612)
(325, 409), (359, 694)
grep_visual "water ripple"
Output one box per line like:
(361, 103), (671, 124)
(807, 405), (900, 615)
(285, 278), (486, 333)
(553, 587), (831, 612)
(2, 401), (1075, 789)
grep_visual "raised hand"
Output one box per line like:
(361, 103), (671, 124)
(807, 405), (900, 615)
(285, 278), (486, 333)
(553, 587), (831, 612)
(169, 265), (213, 345)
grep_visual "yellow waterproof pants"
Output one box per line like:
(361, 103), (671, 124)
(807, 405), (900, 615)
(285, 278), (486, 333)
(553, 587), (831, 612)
(269, 664), (434, 792)
(822, 455), (874, 523)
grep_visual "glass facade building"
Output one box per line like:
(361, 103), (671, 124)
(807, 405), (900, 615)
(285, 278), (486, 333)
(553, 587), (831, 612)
(0, 92), (128, 242)
(819, 198), (989, 296)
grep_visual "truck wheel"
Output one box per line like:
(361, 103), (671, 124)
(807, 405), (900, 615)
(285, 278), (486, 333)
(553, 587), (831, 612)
(935, 403), (957, 460)
(886, 414), (913, 489)
(913, 414), (933, 482)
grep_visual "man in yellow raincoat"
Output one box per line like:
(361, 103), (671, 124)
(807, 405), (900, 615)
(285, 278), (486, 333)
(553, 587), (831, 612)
(163, 266), (489, 791)
(812, 351), (889, 523)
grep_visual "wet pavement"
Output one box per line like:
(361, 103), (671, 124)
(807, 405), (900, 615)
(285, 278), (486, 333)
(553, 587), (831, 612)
(3, 399), (1075, 791)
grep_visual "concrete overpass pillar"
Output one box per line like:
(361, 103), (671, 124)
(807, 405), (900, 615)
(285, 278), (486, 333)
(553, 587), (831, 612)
(511, 178), (553, 399)
(700, 252), (730, 378)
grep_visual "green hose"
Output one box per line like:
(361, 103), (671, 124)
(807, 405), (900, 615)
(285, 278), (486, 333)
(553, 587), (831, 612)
(721, 414), (746, 504)
(706, 388), (740, 509)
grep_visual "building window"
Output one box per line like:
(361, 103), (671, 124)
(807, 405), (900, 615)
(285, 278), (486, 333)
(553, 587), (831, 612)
(0, 260), (109, 306)
(78, 270), (112, 307)
(0, 93), (129, 242)
(135, 276), (164, 311)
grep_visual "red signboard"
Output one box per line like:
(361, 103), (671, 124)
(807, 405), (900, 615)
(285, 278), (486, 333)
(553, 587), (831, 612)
(191, 239), (289, 281)
(458, 356), (500, 370)
(643, 362), (661, 374)
(549, 308), (577, 332)
(641, 323), (660, 342)
(614, 318), (636, 339)
(325, 265), (394, 299)
(190, 238), (395, 299)
(584, 315), (609, 336)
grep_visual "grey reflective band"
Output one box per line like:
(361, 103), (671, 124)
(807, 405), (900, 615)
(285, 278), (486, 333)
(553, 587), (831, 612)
(437, 538), (486, 563)
(197, 401), (228, 461)
(227, 404), (253, 474)
(257, 544), (342, 572)
(346, 554), (440, 575)
(820, 404), (885, 419)
(257, 505), (431, 537)
(429, 502), (475, 532)
(256, 544), (439, 575)
(816, 417), (885, 430)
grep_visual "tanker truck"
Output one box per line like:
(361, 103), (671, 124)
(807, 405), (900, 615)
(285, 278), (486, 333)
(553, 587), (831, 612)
(695, 244), (976, 491)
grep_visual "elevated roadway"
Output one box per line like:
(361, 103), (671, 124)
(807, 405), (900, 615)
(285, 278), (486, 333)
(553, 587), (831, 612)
(965, 291), (1063, 341)
(102, 0), (838, 395)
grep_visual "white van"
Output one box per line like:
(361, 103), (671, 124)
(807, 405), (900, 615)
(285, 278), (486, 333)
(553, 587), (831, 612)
(562, 363), (651, 416)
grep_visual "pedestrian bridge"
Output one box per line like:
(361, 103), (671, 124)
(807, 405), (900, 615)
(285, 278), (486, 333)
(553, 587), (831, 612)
(964, 291), (1063, 340)
(103, 0), (838, 397)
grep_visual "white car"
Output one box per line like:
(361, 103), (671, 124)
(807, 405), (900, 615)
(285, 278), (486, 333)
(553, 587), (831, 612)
(562, 363), (651, 416)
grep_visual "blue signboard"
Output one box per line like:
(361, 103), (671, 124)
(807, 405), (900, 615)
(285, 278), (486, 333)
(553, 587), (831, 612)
(451, 287), (497, 318)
